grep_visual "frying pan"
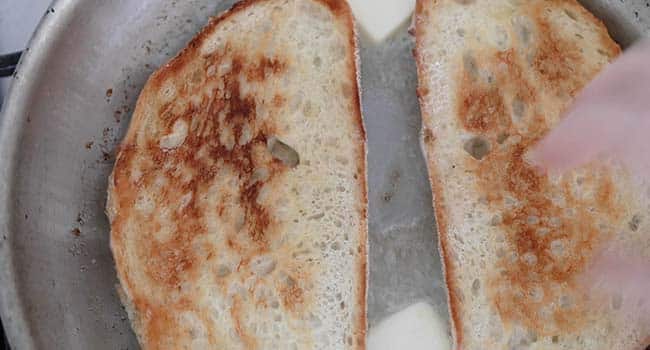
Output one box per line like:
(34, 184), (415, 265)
(0, 0), (647, 348)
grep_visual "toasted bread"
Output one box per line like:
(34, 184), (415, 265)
(415, 0), (649, 349)
(106, 1), (367, 348)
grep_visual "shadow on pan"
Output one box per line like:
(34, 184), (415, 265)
(1, 315), (8, 349)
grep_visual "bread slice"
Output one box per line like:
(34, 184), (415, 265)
(106, 1), (367, 348)
(415, 1), (650, 349)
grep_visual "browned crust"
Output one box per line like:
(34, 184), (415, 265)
(413, 0), (620, 348)
(311, 2), (368, 347)
(312, 1), (367, 347)
(413, 2), (463, 348)
(334, 1), (369, 348)
(109, 0), (367, 348)
(422, 137), (464, 350)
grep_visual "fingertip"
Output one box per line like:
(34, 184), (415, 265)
(527, 142), (551, 174)
(528, 136), (581, 174)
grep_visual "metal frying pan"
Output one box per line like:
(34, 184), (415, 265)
(0, 0), (647, 348)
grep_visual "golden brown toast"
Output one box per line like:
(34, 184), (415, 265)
(107, 1), (367, 348)
(416, 0), (649, 348)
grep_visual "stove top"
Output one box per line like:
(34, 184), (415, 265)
(1, 319), (8, 350)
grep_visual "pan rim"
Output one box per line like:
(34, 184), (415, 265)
(0, 0), (78, 348)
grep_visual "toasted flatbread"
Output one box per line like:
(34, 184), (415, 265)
(106, 1), (367, 348)
(415, 0), (649, 349)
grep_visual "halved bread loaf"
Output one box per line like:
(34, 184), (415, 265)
(415, 0), (649, 349)
(107, 1), (367, 348)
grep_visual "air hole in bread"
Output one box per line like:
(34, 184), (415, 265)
(303, 100), (320, 118)
(522, 252), (538, 266)
(564, 9), (578, 21)
(472, 279), (480, 295)
(268, 137), (300, 168)
(550, 239), (565, 257)
(596, 49), (609, 57)
(190, 69), (203, 85)
(453, 0), (475, 4)
(629, 214), (642, 231)
(559, 295), (573, 309)
(497, 132), (509, 144)
(251, 167), (270, 183)
(307, 212), (325, 220)
(490, 214), (502, 226)
(527, 215), (540, 225)
(512, 97), (525, 120)
(464, 136), (491, 160)
(205, 64), (216, 78)
(552, 335), (559, 343)
(159, 82), (177, 102)
(335, 156), (349, 165)
(216, 265), (231, 278)
(463, 53), (479, 79)
(494, 27), (510, 51)
(549, 216), (561, 228)
(515, 22), (532, 46)
(529, 286), (544, 302)
(160, 119), (189, 149)
(251, 256), (277, 276)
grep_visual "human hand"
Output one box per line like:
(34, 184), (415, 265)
(532, 39), (650, 179)
(531, 39), (650, 319)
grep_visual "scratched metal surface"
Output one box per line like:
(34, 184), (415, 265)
(0, 0), (647, 348)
